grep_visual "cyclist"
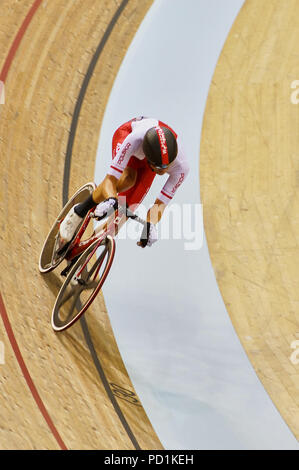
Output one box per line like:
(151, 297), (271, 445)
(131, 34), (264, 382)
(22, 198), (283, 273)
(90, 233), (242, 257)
(60, 116), (189, 248)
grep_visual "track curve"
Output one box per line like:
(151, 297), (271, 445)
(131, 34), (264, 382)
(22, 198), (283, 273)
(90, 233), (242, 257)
(0, 0), (162, 450)
(200, 0), (299, 441)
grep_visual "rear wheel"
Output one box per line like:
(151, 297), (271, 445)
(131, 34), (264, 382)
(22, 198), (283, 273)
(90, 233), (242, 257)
(39, 182), (96, 273)
(51, 236), (115, 332)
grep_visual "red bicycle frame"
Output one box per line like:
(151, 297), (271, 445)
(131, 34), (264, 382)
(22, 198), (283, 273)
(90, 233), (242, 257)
(64, 205), (129, 264)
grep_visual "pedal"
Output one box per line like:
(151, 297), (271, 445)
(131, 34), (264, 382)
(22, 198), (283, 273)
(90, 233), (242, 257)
(60, 265), (71, 277)
(60, 256), (80, 277)
(70, 275), (85, 287)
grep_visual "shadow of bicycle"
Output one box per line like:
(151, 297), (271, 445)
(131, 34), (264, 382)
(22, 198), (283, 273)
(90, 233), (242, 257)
(40, 270), (63, 300)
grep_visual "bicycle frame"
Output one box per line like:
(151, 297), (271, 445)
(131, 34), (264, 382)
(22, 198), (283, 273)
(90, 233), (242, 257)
(64, 204), (140, 264)
(46, 184), (149, 331)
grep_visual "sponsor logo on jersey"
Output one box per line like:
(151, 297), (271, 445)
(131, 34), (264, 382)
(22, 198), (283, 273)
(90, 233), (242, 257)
(171, 173), (185, 193)
(117, 142), (131, 165)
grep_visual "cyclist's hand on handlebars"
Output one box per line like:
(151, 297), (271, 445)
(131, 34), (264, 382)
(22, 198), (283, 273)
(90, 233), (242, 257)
(137, 222), (158, 248)
(94, 197), (118, 220)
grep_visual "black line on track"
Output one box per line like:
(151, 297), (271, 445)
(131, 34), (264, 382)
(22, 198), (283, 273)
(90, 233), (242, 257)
(62, 0), (141, 450)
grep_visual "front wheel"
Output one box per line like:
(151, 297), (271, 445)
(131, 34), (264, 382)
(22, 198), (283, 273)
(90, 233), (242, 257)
(51, 236), (115, 332)
(39, 182), (96, 273)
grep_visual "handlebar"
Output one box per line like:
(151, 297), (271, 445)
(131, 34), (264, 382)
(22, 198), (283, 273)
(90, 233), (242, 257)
(90, 204), (147, 227)
(124, 207), (147, 226)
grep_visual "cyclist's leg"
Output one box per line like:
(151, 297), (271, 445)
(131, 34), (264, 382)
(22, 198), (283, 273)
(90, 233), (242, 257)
(60, 121), (134, 240)
(119, 159), (156, 209)
(90, 166), (137, 204)
(116, 166), (137, 193)
(91, 156), (153, 210)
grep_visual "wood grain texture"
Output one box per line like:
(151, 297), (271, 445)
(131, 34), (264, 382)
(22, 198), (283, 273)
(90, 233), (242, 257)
(0, 0), (162, 450)
(200, 0), (299, 441)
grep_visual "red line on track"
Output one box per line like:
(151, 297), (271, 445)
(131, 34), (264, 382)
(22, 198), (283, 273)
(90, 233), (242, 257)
(0, 0), (68, 450)
(0, 293), (67, 450)
(0, 0), (43, 82)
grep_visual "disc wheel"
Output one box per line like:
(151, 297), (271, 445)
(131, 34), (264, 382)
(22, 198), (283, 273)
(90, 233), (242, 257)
(51, 236), (115, 332)
(39, 182), (96, 273)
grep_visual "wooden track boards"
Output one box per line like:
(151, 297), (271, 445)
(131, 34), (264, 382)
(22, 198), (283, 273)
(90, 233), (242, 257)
(200, 0), (299, 441)
(0, 0), (162, 450)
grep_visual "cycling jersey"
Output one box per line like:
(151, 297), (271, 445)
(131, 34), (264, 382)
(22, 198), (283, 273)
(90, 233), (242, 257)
(108, 117), (189, 205)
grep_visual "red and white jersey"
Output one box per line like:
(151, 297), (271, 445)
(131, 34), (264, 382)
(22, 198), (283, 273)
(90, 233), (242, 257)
(108, 117), (189, 205)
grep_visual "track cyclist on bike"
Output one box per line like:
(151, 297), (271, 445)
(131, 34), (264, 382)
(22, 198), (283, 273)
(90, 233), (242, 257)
(60, 116), (189, 248)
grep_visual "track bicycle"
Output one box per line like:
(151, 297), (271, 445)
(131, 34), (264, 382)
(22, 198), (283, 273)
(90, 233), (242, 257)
(39, 182), (147, 332)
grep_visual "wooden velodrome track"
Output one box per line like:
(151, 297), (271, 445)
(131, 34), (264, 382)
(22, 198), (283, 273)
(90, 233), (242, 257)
(0, 0), (164, 450)
(201, 0), (299, 442)
(1, 0), (299, 451)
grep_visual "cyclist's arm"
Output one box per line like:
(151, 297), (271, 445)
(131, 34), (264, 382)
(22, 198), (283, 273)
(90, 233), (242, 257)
(157, 167), (189, 206)
(92, 174), (117, 203)
(157, 143), (189, 206)
(147, 198), (166, 224)
(108, 131), (143, 180)
(93, 131), (143, 203)
(147, 163), (189, 224)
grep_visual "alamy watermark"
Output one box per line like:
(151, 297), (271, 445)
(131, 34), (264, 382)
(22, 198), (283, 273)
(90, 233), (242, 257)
(108, 198), (204, 251)
(0, 341), (4, 364)
(290, 80), (299, 104)
(290, 340), (299, 365)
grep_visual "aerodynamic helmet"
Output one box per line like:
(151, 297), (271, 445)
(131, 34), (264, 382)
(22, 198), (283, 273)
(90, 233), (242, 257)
(142, 126), (178, 169)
